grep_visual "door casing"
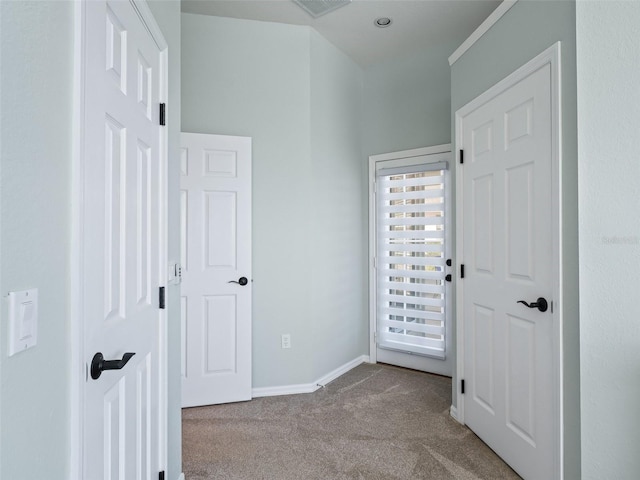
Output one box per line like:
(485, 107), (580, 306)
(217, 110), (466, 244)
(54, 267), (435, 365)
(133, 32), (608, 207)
(70, 1), (169, 476)
(454, 42), (563, 477)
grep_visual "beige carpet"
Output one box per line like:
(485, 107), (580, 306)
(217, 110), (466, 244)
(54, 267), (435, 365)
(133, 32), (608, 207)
(183, 363), (521, 479)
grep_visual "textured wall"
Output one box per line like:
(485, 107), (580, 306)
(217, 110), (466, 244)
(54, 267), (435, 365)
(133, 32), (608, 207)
(309, 30), (367, 380)
(577, 1), (640, 478)
(181, 13), (367, 388)
(362, 43), (456, 158)
(0, 2), (73, 478)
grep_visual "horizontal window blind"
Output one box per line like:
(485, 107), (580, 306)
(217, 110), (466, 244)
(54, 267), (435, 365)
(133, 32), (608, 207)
(376, 164), (446, 359)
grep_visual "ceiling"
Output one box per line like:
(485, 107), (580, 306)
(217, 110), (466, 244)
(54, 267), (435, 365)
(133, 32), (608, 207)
(181, 0), (502, 67)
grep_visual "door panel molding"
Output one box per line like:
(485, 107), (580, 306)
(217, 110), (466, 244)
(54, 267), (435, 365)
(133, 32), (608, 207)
(455, 42), (562, 478)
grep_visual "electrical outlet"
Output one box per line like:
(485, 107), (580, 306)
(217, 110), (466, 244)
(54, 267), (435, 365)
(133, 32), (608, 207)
(281, 334), (291, 349)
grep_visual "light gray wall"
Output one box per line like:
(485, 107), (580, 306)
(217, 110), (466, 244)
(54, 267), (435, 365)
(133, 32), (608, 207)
(0, 1), (181, 478)
(577, 2), (640, 478)
(147, 1), (182, 478)
(361, 43), (457, 381)
(450, 1), (580, 478)
(309, 30), (367, 379)
(182, 13), (368, 388)
(0, 2), (73, 478)
(181, 13), (313, 387)
(363, 43), (457, 157)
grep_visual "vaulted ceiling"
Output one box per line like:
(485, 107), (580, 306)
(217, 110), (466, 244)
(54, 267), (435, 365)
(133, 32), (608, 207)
(181, 0), (502, 67)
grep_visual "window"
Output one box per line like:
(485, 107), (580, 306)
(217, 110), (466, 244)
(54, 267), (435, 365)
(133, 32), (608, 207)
(376, 162), (447, 359)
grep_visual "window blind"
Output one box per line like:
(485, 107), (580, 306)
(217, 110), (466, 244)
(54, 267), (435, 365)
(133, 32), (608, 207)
(376, 164), (447, 359)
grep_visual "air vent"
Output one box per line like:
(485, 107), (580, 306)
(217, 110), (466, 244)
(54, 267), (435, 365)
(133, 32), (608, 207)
(292, 0), (351, 18)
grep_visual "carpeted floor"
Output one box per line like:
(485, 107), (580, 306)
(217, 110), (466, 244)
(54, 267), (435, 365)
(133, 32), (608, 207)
(182, 363), (521, 479)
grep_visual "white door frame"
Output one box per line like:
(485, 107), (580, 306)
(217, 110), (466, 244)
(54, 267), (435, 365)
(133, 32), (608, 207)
(454, 42), (563, 477)
(368, 144), (452, 366)
(70, 1), (169, 476)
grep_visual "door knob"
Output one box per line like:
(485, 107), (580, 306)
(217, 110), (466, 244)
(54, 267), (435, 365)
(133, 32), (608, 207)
(517, 297), (548, 313)
(90, 352), (136, 380)
(228, 277), (248, 286)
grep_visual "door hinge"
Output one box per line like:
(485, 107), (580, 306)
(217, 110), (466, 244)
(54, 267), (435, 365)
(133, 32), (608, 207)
(159, 103), (166, 126)
(460, 264), (465, 279)
(159, 286), (166, 309)
(461, 379), (465, 394)
(159, 471), (165, 480)
(374, 331), (377, 343)
(373, 257), (377, 269)
(459, 149), (464, 164)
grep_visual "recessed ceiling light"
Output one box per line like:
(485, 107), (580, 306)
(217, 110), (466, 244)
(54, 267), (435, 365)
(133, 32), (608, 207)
(374, 17), (392, 28)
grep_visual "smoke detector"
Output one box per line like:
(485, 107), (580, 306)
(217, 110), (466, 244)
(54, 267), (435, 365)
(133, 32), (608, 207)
(292, 0), (352, 19)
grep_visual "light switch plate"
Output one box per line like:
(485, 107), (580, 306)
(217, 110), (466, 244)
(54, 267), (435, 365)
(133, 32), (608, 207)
(8, 288), (38, 356)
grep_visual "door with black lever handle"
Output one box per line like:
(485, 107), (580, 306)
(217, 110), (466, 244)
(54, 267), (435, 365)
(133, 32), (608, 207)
(91, 352), (136, 380)
(517, 297), (548, 313)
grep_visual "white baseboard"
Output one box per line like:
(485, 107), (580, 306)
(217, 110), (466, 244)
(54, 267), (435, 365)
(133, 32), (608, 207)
(177, 473), (185, 480)
(252, 382), (319, 398)
(450, 405), (459, 421)
(450, 404), (466, 426)
(317, 355), (370, 387)
(252, 355), (370, 398)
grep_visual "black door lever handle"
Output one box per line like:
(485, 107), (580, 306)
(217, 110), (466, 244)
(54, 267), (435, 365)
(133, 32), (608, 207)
(228, 277), (248, 286)
(517, 297), (548, 313)
(91, 352), (136, 380)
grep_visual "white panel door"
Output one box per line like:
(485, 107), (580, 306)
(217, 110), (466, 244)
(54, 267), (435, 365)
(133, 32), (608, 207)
(80, 1), (166, 478)
(460, 62), (557, 479)
(180, 133), (252, 407)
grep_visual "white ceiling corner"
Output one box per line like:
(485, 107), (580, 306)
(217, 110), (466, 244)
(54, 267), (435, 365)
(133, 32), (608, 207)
(180, 0), (503, 67)
(292, 0), (352, 18)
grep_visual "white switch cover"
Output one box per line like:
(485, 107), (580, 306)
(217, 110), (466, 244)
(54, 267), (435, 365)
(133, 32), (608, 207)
(8, 288), (38, 356)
